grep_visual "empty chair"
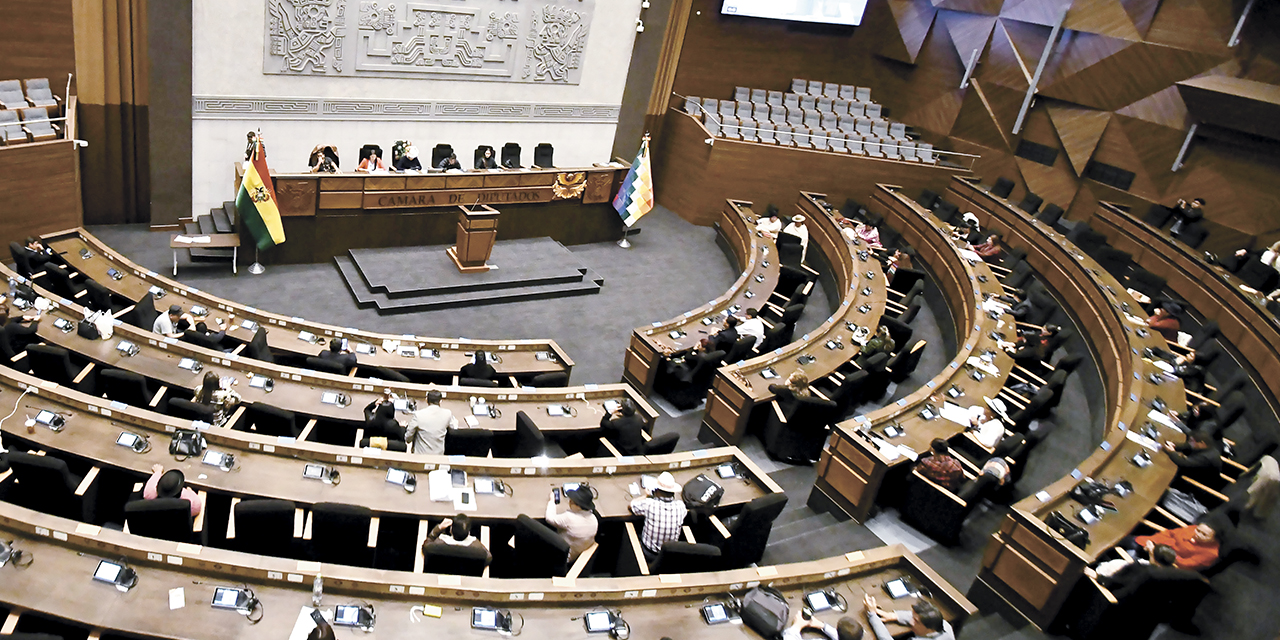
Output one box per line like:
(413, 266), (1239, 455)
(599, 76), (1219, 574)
(653, 541), (722, 574)
(702, 97), (718, 112)
(445, 427), (494, 456)
(854, 87), (872, 103)
(246, 327), (274, 363)
(100, 369), (157, 408)
(527, 371), (568, 387)
(757, 121), (777, 144)
(43, 264), (82, 298)
(820, 112), (839, 134)
(790, 78), (807, 94)
(1126, 268), (1167, 298)
(306, 356), (347, 375)
(888, 122), (907, 140)
(855, 118), (873, 137)
(751, 103), (769, 122)
(643, 433), (680, 456)
(734, 86), (749, 101)
(784, 93), (800, 112)
(828, 131), (847, 153)
(846, 101), (866, 118)
(803, 110), (822, 132)
(246, 404), (300, 437)
(738, 118), (759, 142)
(123, 291), (160, 331)
(886, 340), (927, 383)
(735, 99), (752, 118)
(775, 124), (794, 147)
(991, 177), (1015, 198)
(706, 493), (788, 569)
(501, 411), (564, 457)
(1143, 204), (1173, 228)
(125, 499), (198, 543)
(864, 138), (884, 158)
(230, 499), (298, 558)
(23, 78), (60, 113)
(84, 278), (116, 313)
(1095, 246), (1133, 278)
(832, 98), (850, 115)
(800, 95), (817, 111)
(168, 397), (217, 423)
(684, 96), (701, 115)
(0, 109), (27, 145)
(791, 124), (811, 148)
(27, 344), (94, 392)
(1037, 203), (1064, 227)
(865, 103), (883, 119)
(918, 143), (936, 163)
(1017, 192), (1044, 214)
(845, 133), (865, 156)
(511, 514), (572, 578)
(722, 116), (741, 140)
(917, 190), (940, 210)
(838, 114), (858, 133)
(362, 365), (410, 383)
(0, 80), (26, 110)
(839, 84), (856, 100)
(806, 80), (823, 95)
(500, 142), (522, 168)
(821, 82), (838, 97)
(769, 104), (788, 124)
(900, 471), (995, 545)
(762, 392), (838, 464)
(718, 100), (735, 118)
(1173, 223), (1209, 248)
(704, 116), (721, 137)
(766, 90), (783, 107)
(309, 502), (375, 567)
(532, 143), (554, 168)
(900, 140), (918, 161)
(816, 96), (833, 113)
(750, 88), (766, 103)
(883, 139), (902, 160)
(6, 451), (98, 522)
(871, 120), (890, 140)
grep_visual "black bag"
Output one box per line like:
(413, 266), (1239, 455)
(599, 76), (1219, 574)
(682, 474), (724, 510)
(739, 585), (789, 640)
(1069, 479), (1113, 506)
(1046, 511), (1090, 549)
(77, 319), (100, 340)
(169, 429), (206, 457)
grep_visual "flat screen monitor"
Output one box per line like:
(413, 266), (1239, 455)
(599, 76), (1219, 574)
(721, 0), (868, 26)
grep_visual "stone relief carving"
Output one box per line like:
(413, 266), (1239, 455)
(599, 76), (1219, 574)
(264, 0), (594, 83)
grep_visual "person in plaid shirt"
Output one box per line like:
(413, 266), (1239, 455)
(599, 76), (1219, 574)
(629, 471), (688, 564)
(915, 438), (965, 492)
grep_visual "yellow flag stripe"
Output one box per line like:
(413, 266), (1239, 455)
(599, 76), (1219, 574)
(241, 161), (286, 244)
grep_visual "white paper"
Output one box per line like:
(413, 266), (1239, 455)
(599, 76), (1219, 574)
(1126, 429), (1161, 452)
(940, 402), (972, 426)
(965, 356), (1000, 376)
(1147, 409), (1176, 429)
(875, 440), (901, 462)
(465, 415), (480, 427)
(168, 587), (185, 610)
(982, 298), (1008, 313)
(288, 607), (329, 640)
(191, 236), (212, 244)
(958, 249), (983, 262)
(173, 236), (193, 244)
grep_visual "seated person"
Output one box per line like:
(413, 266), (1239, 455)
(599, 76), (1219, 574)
(1003, 324), (1059, 366)
(1162, 429), (1222, 486)
(475, 147), (498, 169)
(307, 144), (339, 173)
(21, 236), (58, 270)
(438, 153), (463, 171)
(423, 514), (492, 566)
(363, 396), (407, 447)
(600, 399), (645, 455)
(143, 464), (204, 517)
(783, 215), (811, 261)
(1126, 522), (1220, 571)
(395, 144), (422, 172)
(356, 149), (387, 172)
(1172, 349), (1209, 393)
(1094, 542), (1176, 582)
(545, 486), (599, 562)
(998, 289), (1034, 320)
(914, 438), (965, 493)
(780, 608), (865, 640)
(0, 305), (40, 353)
(628, 472), (687, 565)
(885, 248), (913, 283)
(850, 221), (882, 249)
(1168, 197), (1204, 235)
(755, 205), (782, 237)
(152, 304), (194, 338)
(186, 321), (227, 349)
(768, 370), (811, 402)
(711, 315), (740, 353)
(1146, 303), (1182, 343)
(318, 340), (357, 369)
(860, 325), (896, 360)
(1176, 402), (1218, 435)
(663, 337), (714, 381)
(193, 371), (242, 427)
(737, 308), (766, 347)
(971, 232), (1004, 261)
(863, 595), (954, 640)
(459, 350), (496, 382)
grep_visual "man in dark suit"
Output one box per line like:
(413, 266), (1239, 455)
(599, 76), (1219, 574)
(600, 399), (646, 455)
(1168, 198), (1204, 236)
(460, 350), (497, 382)
(319, 340), (357, 369)
(21, 236), (58, 271)
(1162, 430), (1222, 486)
(711, 316), (740, 354)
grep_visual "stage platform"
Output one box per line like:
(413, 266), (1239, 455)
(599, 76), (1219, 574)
(335, 237), (604, 313)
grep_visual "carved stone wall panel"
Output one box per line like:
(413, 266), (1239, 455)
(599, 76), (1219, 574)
(194, 96), (620, 123)
(264, 0), (596, 84)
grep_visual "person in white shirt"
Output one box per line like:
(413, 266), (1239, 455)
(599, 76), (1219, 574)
(545, 487), (599, 562)
(405, 390), (456, 454)
(779, 608), (865, 640)
(356, 149), (387, 172)
(863, 595), (954, 640)
(783, 215), (810, 261)
(756, 205), (783, 237)
(152, 304), (193, 338)
(737, 307), (766, 347)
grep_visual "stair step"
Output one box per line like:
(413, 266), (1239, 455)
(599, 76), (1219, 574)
(184, 221), (234, 262)
(197, 214), (218, 235)
(222, 201), (237, 228)
(211, 207), (234, 234)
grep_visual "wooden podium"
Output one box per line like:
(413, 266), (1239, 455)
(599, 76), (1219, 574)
(446, 204), (500, 273)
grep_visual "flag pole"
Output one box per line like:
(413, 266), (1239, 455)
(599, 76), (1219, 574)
(617, 132), (650, 249)
(248, 128), (267, 274)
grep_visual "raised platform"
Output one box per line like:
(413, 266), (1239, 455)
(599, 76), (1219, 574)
(335, 237), (604, 313)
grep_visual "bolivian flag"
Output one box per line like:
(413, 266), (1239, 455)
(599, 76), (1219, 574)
(613, 134), (654, 227)
(237, 135), (286, 250)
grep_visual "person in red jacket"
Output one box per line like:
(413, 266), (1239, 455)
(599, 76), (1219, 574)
(1130, 523), (1220, 571)
(1146, 303), (1182, 343)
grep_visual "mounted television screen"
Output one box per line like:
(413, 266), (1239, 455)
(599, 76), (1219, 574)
(721, 0), (868, 26)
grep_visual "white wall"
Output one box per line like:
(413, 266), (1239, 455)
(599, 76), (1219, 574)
(191, 0), (643, 216)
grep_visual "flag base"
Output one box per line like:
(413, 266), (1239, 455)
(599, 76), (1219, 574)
(248, 262), (266, 275)
(617, 238), (632, 249)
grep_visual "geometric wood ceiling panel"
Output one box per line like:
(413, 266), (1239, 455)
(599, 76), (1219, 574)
(952, 78), (1017, 150)
(1115, 86), (1191, 130)
(1062, 0), (1143, 41)
(1046, 103), (1112, 175)
(998, 0), (1071, 27)
(878, 0), (940, 64)
(977, 21), (1034, 91)
(1040, 35), (1229, 111)
(940, 10), (998, 67)
(932, 0), (1006, 15)
(1144, 0), (1232, 56)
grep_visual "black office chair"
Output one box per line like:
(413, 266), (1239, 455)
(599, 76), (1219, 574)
(528, 371), (569, 387)
(886, 340), (927, 383)
(501, 142), (522, 168)
(757, 324), (788, 354)
(775, 264), (815, 299)
(1173, 223), (1209, 249)
(900, 471), (995, 546)
(1143, 204), (1173, 228)
(707, 493), (788, 569)
(124, 292), (160, 331)
(168, 397), (217, 423)
(826, 369), (869, 417)
(309, 502), (375, 567)
(231, 499), (298, 558)
(1236, 258), (1280, 292)
(532, 143), (554, 168)
(100, 369), (158, 409)
(762, 392), (838, 464)
(124, 498), (198, 544)
(422, 541), (490, 577)
(1036, 203), (1064, 227)
(890, 268), (925, 294)
(653, 541), (722, 573)
(642, 433), (680, 456)
(1017, 192), (1043, 214)
(1060, 565), (1210, 640)
(776, 233), (804, 268)
(1126, 269), (1167, 299)
(445, 428), (494, 457)
(662, 349), (725, 410)
(510, 514), (571, 578)
(9, 241), (35, 277)
(358, 144), (382, 163)
(473, 145), (495, 168)
(6, 451), (98, 522)
(991, 177), (1015, 198)
(1094, 247), (1133, 278)
(27, 344), (94, 393)
(431, 144), (454, 168)
(933, 200), (960, 224)
(246, 404), (300, 437)
(305, 356), (347, 375)
(84, 278), (116, 313)
(247, 327), (274, 363)
(361, 365), (410, 383)
(181, 330), (225, 351)
(499, 411), (564, 458)
(916, 189), (939, 210)
(721, 336), (756, 364)
(42, 264), (83, 298)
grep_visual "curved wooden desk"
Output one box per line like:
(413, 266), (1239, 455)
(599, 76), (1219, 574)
(46, 229), (575, 381)
(623, 199), (781, 395)
(703, 192), (885, 445)
(1088, 201), (1280, 413)
(1, 265), (655, 438)
(808, 184), (1009, 523)
(949, 176), (1188, 629)
(0, 501), (976, 640)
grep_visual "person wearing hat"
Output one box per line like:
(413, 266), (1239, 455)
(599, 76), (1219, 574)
(780, 607), (864, 640)
(152, 304), (194, 338)
(782, 214), (811, 261)
(545, 486), (599, 562)
(1146, 303), (1182, 342)
(863, 595), (953, 640)
(756, 205), (782, 238)
(395, 145), (422, 172)
(143, 464), (204, 517)
(629, 471), (687, 564)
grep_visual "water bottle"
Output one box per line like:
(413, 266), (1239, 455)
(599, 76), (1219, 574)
(312, 572), (323, 607)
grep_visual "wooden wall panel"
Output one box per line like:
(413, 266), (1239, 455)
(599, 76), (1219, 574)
(0, 0), (76, 94)
(0, 141), (84, 249)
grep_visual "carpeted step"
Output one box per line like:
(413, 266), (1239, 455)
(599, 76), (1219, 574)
(211, 206), (234, 234)
(197, 214), (218, 235)
(185, 217), (234, 262)
(221, 201), (237, 228)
